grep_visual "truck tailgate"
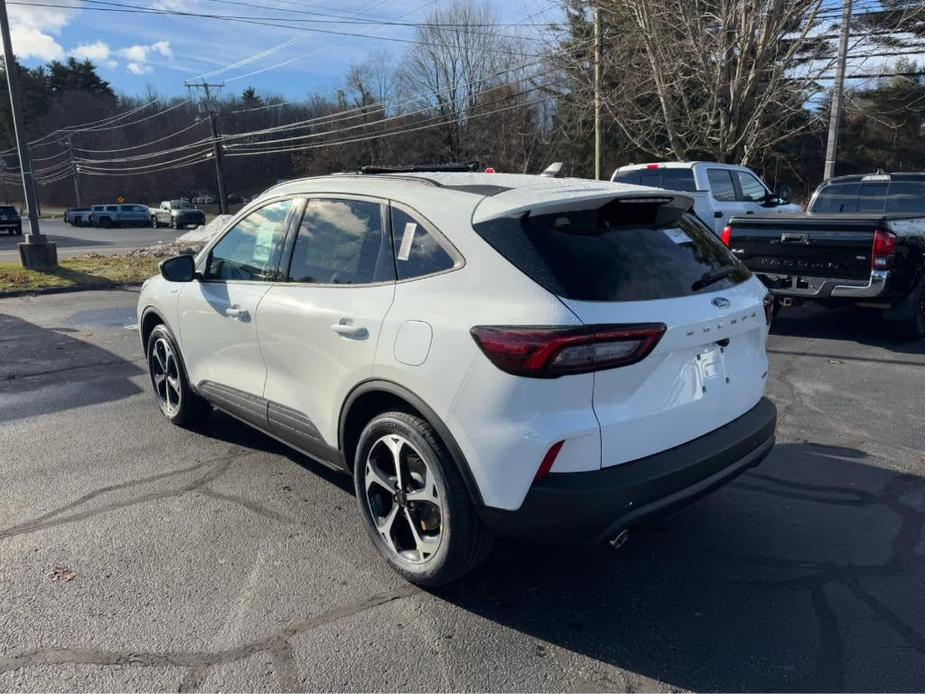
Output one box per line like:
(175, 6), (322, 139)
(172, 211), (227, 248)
(729, 216), (879, 281)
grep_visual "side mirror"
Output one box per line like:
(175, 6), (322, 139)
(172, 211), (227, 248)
(776, 184), (793, 206)
(159, 254), (196, 282)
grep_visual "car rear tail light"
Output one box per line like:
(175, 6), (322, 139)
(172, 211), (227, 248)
(871, 229), (896, 270)
(763, 293), (775, 326)
(534, 440), (564, 483)
(721, 225), (732, 247)
(470, 324), (666, 378)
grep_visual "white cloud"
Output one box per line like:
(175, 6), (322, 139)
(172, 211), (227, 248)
(70, 41), (111, 63)
(151, 41), (173, 59)
(119, 44), (149, 62)
(7, 4), (76, 61)
(126, 62), (153, 75)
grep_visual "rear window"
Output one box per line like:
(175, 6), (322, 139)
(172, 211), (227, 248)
(473, 202), (750, 302)
(811, 179), (925, 214)
(612, 168), (697, 192)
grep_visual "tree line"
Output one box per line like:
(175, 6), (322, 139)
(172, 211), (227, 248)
(2, 0), (924, 209)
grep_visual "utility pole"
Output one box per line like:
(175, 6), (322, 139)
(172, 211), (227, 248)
(186, 80), (227, 214)
(0, 0), (56, 267)
(824, 0), (853, 181)
(66, 135), (81, 207)
(593, 1), (602, 181)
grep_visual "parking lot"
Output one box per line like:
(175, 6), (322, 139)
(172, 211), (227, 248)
(0, 222), (185, 263)
(0, 288), (923, 691)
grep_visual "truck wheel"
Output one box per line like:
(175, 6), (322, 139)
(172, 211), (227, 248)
(171, 218), (179, 230)
(99, 217), (111, 229)
(354, 411), (494, 586)
(894, 282), (925, 341)
(151, 216), (159, 229)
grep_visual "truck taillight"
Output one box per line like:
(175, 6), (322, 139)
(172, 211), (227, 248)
(872, 229), (896, 270)
(470, 324), (666, 378)
(721, 225), (732, 247)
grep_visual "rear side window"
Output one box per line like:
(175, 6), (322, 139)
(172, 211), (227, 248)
(473, 202), (749, 302)
(885, 180), (925, 213)
(105, 206), (118, 212)
(287, 198), (391, 285)
(390, 207), (456, 280)
(707, 169), (737, 202)
(612, 168), (697, 192)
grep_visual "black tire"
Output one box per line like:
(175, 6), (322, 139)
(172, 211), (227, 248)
(354, 411), (493, 587)
(151, 216), (159, 229)
(893, 280), (925, 341)
(171, 218), (180, 230)
(99, 217), (111, 229)
(146, 325), (210, 427)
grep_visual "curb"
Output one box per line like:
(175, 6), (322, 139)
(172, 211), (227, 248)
(0, 282), (143, 299)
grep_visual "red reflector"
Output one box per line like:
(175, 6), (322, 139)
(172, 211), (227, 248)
(646, 163), (661, 170)
(484, 167), (496, 174)
(535, 440), (564, 483)
(872, 229), (896, 269)
(721, 225), (732, 247)
(470, 324), (666, 378)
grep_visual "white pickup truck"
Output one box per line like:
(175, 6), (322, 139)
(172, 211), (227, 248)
(612, 162), (803, 235)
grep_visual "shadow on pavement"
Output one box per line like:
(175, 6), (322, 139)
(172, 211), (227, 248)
(770, 304), (925, 356)
(432, 442), (925, 691)
(0, 312), (143, 422)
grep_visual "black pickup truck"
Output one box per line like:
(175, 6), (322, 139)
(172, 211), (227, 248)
(727, 172), (925, 339)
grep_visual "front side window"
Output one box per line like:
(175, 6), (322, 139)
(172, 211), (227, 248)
(205, 199), (292, 281)
(707, 169), (737, 202)
(287, 198), (391, 285)
(106, 206), (118, 212)
(735, 171), (767, 202)
(391, 207), (456, 280)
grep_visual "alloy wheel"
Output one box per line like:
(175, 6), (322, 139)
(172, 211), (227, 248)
(149, 337), (182, 416)
(364, 434), (443, 564)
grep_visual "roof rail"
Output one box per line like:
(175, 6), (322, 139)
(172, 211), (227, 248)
(357, 162), (481, 175)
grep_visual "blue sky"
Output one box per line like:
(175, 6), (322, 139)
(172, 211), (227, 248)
(10, 0), (558, 100)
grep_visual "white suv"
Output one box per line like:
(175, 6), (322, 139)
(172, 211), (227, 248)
(138, 170), (777, 585)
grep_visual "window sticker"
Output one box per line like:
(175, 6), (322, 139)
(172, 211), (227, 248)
(253, 225), (275, 263)
(397, 222), (417, 261)
(662, 227), (691, 244)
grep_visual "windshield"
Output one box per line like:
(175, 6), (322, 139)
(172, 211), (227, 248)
(0, 206), (17, 214)
(171, 200), (193, 209)
(473, 203), (749, 302)
(812, 179), (925, 214)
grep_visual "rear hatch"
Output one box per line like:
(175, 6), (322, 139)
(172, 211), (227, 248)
(729, 215), (881, 280)
(473, 191), (770, 469)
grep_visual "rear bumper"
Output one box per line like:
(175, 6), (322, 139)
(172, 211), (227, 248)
(480, 397), (776, 543)
(760, 270), (888, 299)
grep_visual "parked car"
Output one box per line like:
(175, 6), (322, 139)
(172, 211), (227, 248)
(152, 200), (206, 229)
(137, 170), (777, 585)
(90, 204), (150, 228)
(612, 162), (803, 235)
(0, 205), (22, 235)
(727, 172), (925, 339)
(64, 207), (91, 226)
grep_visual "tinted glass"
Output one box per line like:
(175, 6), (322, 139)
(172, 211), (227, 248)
(858, 182), (888, 212)
(885, 180), (925, 213)
(473, 203), (749, 302)
(612, 168), (697, 192)
(391, 207), (456, 279)
(206, 199), (291, 281)
(105, 206), (118, 212)
(707, 169), (737, 202)
(172, 200), (192, 209)
(735, 171), (767, 201)
(287, 199), (390, 284)
(0, 206), (16, 214)
(810, 182), (860, 213)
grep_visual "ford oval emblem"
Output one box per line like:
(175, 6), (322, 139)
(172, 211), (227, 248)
(712, 297), (731, 309)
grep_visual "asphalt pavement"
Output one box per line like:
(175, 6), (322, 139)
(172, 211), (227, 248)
(0, 290), (923, 691)
(0, 221), (187, 262)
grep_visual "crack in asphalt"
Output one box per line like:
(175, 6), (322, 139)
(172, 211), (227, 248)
(0, 588), (418, 682)
(0, 448), (245, 541)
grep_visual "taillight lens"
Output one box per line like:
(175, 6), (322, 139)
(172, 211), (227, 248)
(721, 225), (732, 247)
(763, 293), (775, 326)
(470, 324), (666, 378)
(872, 229), (896, 270)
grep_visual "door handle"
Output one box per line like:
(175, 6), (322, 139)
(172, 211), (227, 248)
(224, 305), (249, 320)
(746, 210), (754, 214)
(330, 320), (368, 339)
(714, 211), (724, 219)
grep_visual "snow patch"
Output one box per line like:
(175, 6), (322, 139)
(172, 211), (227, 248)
(178, 214), (233, 244)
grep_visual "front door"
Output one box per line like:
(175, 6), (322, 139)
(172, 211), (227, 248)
(177, 198), (295, 419)
(259, 196), (395, 459)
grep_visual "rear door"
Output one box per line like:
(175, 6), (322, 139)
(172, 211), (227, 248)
(472, 199), (769, 469)
(258, 196), (395, 456)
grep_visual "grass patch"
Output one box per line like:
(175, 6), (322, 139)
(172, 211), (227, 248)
(0, 254), (163, 294)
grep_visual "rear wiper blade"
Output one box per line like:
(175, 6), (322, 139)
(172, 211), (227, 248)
(691, 265), (737, 292)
